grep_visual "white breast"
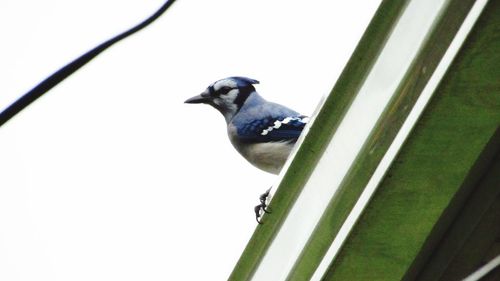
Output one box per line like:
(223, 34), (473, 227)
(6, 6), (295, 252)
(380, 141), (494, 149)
(243, 141), (294, 174)
(227, 123), (295, 174)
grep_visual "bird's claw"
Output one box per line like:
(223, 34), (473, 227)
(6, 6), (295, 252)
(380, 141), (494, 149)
(255, 188), (272, 224)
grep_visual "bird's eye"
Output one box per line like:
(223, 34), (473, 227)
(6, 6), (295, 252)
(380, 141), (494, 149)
(218, 86), (233, 95)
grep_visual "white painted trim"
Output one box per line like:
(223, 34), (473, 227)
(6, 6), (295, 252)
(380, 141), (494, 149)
(463, 255), (500, 281)
(310, 0), (489, 279)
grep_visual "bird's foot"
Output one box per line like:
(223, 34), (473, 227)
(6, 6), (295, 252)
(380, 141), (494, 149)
(255, 188), (272, 224)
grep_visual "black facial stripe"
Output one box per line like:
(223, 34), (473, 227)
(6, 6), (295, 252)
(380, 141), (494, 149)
(234, 85), (254, 110)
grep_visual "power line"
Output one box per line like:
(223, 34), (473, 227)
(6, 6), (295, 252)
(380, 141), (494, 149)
(0, 0), (177, 127)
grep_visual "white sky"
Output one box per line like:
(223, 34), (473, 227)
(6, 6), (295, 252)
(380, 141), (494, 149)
(0, 1), (379, 280)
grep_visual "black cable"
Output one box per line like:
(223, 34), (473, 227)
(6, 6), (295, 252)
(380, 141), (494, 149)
(0, 0), (177, 127)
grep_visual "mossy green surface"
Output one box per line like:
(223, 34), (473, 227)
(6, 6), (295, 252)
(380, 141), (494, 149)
(285, 0), (480, 279)
(323, 1), (500, 280)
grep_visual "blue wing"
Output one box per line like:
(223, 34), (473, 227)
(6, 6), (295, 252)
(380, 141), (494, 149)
(236, 115), (308, 143)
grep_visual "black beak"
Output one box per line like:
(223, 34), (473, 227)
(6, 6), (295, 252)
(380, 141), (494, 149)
(184, 93), (210, 104)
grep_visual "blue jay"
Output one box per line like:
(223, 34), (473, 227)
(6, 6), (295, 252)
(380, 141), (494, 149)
(185, 76), (308, 223)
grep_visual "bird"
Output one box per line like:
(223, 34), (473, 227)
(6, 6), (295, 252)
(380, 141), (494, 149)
(185, 76), (309, 223)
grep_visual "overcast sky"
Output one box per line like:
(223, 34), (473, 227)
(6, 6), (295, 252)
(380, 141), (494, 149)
(0, 1), (379, 280)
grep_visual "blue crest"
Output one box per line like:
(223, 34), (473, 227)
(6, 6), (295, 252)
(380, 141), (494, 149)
(229, 76), (260, 87)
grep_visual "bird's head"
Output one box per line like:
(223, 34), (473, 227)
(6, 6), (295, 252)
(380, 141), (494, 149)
(185, 76), (260, 122)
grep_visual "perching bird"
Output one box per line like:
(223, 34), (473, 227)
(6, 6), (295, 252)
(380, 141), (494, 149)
(185, 76), (308, 222)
